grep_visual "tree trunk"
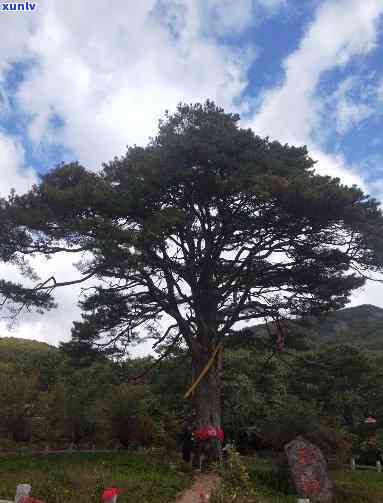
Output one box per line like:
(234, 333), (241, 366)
(191, 344), (223, 467)
(192, 348), (222, 429)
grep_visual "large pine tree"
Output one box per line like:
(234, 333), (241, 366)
(1, 101), (383, 438)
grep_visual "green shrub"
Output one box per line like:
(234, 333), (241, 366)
(210, 447), (258, 503)
(255, 398), (354, 468)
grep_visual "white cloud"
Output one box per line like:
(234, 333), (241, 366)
(0, 12), (37, 76)
(257, 0), (287, 11)
(335, 100), (373, 135)
(250, 0), (383, 145)
(200, 0), (287, 36)
(200, 0), (255, 36)
(310, 149), (368, 190)
(155, 0), (287, 41)
(0, 132), (36, 196)
(9, 0), (256, 170)
(0, 253), (85, 346)
(348, 278), (383, 309)
(320, 77), (374, 135)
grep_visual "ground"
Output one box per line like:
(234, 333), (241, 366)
(175, 473), (220, 503)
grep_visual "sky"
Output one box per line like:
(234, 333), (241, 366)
(0, 0), (383, 352)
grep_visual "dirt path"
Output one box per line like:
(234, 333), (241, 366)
(175, 472), (220, 503)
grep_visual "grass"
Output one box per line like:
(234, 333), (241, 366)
(2, 451), (382, 503)
(0, 451), (193, 503)
(245, 458), (296, 503)
(331, 469), (383, 503)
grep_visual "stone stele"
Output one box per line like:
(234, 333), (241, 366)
(285, 436), (333, 503)
(15, 484), (32, 503)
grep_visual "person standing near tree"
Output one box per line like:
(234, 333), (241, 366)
(181, 424), (194, 463)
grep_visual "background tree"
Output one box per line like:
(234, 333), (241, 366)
(289, 345), (379, 427)
(0, 362), (40, 442)
(103, 383), (160, 448)
(1, 101), (383, 439)
(221, 346), (288, 445)
(0, 337), (61, 390)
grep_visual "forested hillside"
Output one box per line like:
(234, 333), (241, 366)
(1, 305), (383, 459)
(0, 336), (57, 361)
(231, 304), (383, 351)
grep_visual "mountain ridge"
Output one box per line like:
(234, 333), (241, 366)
(231, 304), (383, 351)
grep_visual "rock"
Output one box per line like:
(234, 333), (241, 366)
(285, 436), (333, 503)
(15, 484), (32, 503)
(67, 442), (76, 452)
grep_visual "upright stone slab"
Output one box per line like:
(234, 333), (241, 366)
(15, 484), (32, 503)
(285, 436), (333, 503)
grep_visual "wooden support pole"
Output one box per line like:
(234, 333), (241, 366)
(184, 343), (223, 399)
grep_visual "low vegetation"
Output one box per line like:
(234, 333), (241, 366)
(0, 305), (383, 501)
(0, 451), (192, 503)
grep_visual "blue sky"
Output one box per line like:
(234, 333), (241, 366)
(1, 0), (383, 348)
